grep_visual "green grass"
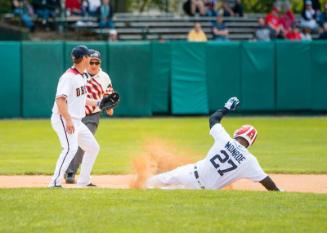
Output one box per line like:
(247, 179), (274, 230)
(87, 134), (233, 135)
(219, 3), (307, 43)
(0, 117), (326, 175)
(0, 189), (326, 233)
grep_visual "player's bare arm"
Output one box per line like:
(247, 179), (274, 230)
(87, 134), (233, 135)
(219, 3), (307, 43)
(260, 176), (281, 191)
(56, 96), (74, 134)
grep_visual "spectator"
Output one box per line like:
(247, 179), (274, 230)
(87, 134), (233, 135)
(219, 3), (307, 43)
(301, 0), (318, 31)
(65, 0), (81, 16)
(318, 22), (327, 39)
(11, 0), (35, 31)
(304, 0), (321, 13)
(255, 17), (271, 41)
(88, 0), (101, 16)
(212, 15), (229, 41)
(32, 0), (59, 26)
(204, 0), (217, 17)
(187, 22), (208, 41)
(183, 0), (206, 16)
(222, 1), (234, 17)
(279, 0), (295, 33)
(233, 0), (244, 17)
(317, 3), (327, 27)
(265, 5), (283, 38)
(301, 27), (312, 40)
(285, 23), (302, 40)
(108, 29), (118, 41)
(99, 0), (114, 29)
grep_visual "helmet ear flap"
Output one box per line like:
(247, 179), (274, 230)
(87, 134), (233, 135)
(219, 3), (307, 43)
(233, 125), (257, 146)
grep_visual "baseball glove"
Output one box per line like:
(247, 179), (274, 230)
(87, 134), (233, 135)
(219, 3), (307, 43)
(99, 92), (120, 111)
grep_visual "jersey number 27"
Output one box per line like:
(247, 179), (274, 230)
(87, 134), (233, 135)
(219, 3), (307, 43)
(210, 150), (238, 176)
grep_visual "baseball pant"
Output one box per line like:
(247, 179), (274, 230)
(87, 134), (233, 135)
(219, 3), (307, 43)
(66, 113), (100, 175)
(146, 164), (201, 189)
(49, 114), (100, 187)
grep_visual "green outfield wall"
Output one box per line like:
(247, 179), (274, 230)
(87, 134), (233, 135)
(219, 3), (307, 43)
(0, 41), (326, 118)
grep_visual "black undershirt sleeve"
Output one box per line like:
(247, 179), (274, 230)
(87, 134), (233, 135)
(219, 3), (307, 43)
(260, 176), (281, 191)
(209, 107), (229, 129)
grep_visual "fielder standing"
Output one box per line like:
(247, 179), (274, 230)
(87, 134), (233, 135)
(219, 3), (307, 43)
(64, 50), (114, 184)
(146, 97), (282, 191)
(49, 45), (101, 188)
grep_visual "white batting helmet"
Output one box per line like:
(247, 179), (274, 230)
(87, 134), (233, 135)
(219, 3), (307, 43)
(233, 125), (258, 147)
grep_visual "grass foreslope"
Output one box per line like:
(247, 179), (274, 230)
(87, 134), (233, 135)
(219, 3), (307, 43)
(0, 117), (326, 174)
(0, 189), (326, 233)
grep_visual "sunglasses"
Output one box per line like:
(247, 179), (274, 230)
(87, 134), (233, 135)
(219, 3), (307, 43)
(90, 61), (100, 65)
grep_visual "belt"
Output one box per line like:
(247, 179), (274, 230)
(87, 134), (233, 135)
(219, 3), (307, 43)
(194, 166), (205, 189)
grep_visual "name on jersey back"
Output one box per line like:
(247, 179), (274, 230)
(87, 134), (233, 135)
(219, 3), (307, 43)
(225, 141), (246, 164)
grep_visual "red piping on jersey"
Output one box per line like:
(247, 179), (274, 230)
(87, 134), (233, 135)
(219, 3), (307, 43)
(67, 67), (83, 75)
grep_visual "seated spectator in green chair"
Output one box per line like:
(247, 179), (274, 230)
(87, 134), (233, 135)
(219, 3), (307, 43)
(11, 0), (35, 31)
(212, 15), (229, 41)
(99, 0), (114, 29)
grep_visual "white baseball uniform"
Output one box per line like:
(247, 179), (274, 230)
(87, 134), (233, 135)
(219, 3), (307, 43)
(49, 67), (100, 187)
(146, 123), (267, 190)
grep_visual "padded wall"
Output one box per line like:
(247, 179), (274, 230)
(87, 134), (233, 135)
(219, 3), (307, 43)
(241, 42), (275, 111)
(0, 42), (21, 118)
(151, 42), (171, 113)
(108, 42), (152, 116)
(276, 42), (311, 111)
(171, 42), (208, 115)
(206, 42), (241, 112)
(22, 41), (64, 117)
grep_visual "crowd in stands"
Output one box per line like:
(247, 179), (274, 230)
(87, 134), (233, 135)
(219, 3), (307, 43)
(6, 0), (327, 41)
(11, 0), (115, 33)
(183, 0), (243, 17)
(254, 0), (327, 41)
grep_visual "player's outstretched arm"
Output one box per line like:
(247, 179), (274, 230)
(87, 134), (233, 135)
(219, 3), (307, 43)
(260, 176), (282, 191)
(209, 97), (240, 129)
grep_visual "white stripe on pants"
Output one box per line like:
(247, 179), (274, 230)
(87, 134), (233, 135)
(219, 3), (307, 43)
(49, 114), (100, 187)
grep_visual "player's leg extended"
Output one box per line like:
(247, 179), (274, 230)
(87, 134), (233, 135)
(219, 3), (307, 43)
(65, 114), (99, 177)
(49, 117), (79, 187)
(76, 122), (100, 186)
(146, 164), (198, 189)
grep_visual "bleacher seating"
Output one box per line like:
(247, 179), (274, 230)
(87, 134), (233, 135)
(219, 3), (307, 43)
(95, 14), (260, 41)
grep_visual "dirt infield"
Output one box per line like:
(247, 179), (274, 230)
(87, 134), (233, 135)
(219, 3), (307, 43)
(0, 174), (326, 193)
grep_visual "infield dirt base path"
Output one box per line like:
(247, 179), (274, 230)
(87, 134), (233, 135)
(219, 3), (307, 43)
(0, 174), (326, 194)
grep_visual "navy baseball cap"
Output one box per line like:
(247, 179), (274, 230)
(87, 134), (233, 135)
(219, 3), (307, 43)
(89, 49), (101, 61)
(71, 45), (92, 60)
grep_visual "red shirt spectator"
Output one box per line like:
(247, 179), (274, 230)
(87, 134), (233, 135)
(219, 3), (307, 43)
(286, 24), (302, 40)
(66, 0), (81, 14)
(265, 8), (281, 32)
(280, 9), (295, 32)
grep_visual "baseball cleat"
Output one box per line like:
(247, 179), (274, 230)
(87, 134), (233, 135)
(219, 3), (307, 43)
(87, 183), (97, 187)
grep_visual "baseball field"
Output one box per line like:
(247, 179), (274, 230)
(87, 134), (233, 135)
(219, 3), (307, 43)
(0, 117), (327, 232)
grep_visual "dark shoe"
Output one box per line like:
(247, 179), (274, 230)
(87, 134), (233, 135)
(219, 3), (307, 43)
(65, 173), (76, 184)
(87, 183), (96, 187)
(49, 185), (62, 188)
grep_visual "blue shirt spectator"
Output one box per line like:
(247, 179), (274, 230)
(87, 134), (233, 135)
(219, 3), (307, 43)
(212, 15), (229, 41)
(11, 0), (35, 31)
